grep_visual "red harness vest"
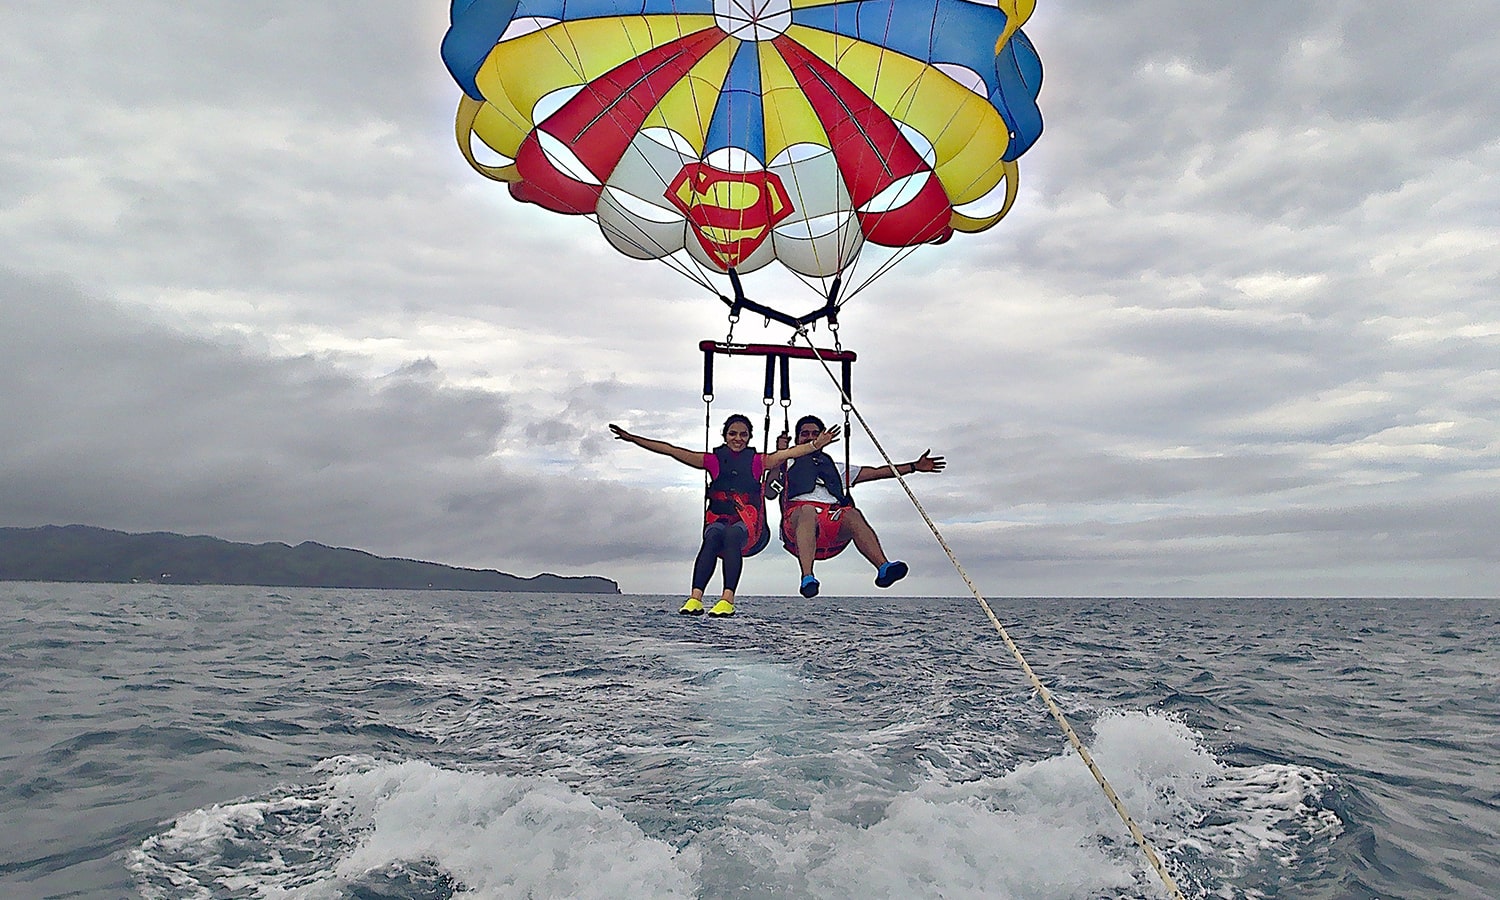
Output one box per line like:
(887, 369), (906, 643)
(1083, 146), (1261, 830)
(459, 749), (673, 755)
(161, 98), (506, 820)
(704, 445), (770, 557)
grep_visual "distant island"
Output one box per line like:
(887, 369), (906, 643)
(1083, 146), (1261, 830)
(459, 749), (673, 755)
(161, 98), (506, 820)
(0, 525), (620, 594)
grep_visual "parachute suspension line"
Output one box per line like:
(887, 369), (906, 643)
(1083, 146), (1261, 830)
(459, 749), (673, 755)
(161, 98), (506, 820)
(809, 3), (1029, 309)
(834, 321), (853, 494)
(539, 16), (587, 83)
(702, 344), (715, 493)
(836, 244), (923, 307)
(790, 330), (1189, 900)
(761, 355), (777, 454)
(756, 49), (846, 300)
(779, 353), (792, 442)
(455, 103), (720, 299)
(616, 42), (721, 302)
(487, 6), (731, 302)
(654, 247), (721, 297)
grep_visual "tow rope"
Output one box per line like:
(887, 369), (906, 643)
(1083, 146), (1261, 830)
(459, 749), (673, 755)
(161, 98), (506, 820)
(794, 328), (1188, 900)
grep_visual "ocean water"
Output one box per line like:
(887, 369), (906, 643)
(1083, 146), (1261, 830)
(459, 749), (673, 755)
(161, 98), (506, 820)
(1, 585), (1496, 899)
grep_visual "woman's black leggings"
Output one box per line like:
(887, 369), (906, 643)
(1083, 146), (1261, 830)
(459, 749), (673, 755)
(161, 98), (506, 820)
(692, 520), (748, 592)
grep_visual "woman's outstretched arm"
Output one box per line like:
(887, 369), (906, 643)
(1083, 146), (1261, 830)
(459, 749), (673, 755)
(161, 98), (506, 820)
(609, 424), (705, 469)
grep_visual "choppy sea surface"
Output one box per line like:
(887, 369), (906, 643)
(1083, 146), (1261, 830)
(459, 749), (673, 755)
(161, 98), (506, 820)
(1, 584), (1497, 899)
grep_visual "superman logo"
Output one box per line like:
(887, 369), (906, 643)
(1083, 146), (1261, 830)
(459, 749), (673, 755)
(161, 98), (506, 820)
(666, 163), (794, 268)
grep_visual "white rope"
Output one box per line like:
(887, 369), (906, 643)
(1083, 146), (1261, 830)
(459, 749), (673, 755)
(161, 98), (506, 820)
(793, 329), (1188, 900)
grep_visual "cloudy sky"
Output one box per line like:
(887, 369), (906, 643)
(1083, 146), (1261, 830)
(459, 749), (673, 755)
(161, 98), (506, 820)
(2, 2), (1496, 598)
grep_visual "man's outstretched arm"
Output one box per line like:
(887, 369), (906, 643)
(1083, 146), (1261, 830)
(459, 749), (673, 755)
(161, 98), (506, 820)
(852, 450), (946, 484)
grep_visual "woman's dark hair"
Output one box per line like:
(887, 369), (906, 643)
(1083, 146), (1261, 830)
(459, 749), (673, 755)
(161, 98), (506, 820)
(722, 414), (753, 439)
(794, 415), (826, 434)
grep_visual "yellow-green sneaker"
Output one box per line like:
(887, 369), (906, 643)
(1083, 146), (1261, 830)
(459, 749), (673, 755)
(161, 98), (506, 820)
(708, 599), (736, 617)
(679, 597), (705, 615)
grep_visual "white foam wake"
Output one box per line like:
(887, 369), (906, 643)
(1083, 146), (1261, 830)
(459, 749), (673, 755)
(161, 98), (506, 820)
(131, 757), (698, 899)
(131, 711), (1341, 898)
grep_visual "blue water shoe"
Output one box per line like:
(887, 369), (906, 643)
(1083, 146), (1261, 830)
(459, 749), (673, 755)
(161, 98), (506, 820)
(875, 561), (908, 588)
(799, 575), (820, 598)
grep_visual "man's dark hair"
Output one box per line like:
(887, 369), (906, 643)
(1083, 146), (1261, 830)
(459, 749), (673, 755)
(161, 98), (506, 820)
(794, 415), (826, 434)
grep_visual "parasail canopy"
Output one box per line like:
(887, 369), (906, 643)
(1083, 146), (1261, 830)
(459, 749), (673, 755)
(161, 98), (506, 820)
(443, 0), (1044, 309)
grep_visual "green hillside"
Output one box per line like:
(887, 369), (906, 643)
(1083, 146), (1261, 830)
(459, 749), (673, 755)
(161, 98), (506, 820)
(0, 525), (619, 593)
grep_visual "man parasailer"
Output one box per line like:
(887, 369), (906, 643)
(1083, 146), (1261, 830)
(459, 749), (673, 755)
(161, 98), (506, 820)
(768, 415), (945, 597)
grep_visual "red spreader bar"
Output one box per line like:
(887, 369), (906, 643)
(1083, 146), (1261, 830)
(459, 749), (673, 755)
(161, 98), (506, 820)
(699, 341), (856, 362)
(700, 341), (855, 403)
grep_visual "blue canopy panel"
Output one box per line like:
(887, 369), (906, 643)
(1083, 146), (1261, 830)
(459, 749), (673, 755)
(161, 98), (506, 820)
(443, 0), (715, 98)
(789, 0), (1043, 160)
(704, 41), (767, 163)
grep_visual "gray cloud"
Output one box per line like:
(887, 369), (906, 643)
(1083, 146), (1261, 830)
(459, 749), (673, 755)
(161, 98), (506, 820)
(1, 2), (1497, 596)
(0, 270), (687, 580)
